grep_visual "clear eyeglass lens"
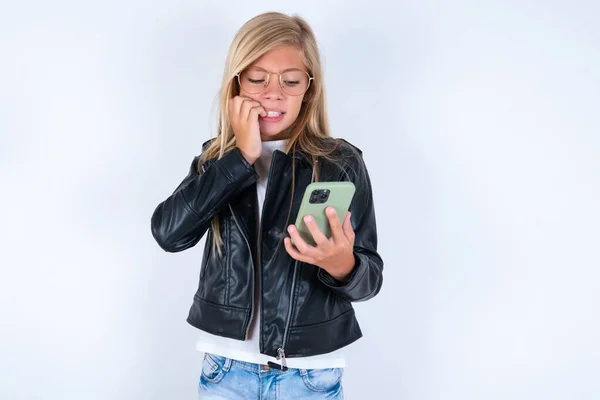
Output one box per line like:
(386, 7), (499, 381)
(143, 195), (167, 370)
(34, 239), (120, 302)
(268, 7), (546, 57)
(239, 69), (310, 95)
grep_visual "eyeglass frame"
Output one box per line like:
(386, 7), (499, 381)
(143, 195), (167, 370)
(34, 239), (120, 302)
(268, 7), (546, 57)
(235, 67), (314, 96)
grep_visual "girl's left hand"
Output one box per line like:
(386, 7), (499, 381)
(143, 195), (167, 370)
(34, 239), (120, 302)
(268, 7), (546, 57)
(284, 207), (355, 281)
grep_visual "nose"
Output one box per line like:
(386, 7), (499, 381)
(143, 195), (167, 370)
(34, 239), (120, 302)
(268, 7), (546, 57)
(262, 74), (284, 99)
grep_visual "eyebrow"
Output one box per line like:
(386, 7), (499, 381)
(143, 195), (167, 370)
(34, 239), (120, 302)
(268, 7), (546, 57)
(249, 66), (306, 73)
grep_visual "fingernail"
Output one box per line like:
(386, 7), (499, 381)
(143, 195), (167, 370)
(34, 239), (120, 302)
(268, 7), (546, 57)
(304, 216), (312, 223)
(287, 225), (294, 233)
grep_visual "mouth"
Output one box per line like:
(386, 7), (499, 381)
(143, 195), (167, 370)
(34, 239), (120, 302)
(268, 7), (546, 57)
(260, 109), (286, 122)
(264, 110), (285, 117)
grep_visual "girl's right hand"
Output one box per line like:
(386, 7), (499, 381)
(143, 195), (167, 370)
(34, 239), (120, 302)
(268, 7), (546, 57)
(229, 96), (266, 164)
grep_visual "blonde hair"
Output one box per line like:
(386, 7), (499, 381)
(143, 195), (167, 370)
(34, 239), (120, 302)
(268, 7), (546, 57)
(201, 12), (341, 254)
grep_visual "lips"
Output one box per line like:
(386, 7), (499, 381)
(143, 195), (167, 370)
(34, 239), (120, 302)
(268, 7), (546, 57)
(260, 108), (286, 122)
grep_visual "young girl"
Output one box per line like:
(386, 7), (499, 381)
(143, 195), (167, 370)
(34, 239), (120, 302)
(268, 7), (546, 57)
(151, 11), (383, 399)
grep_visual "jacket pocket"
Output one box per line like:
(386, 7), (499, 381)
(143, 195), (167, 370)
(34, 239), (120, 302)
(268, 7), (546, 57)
(198, 229), (212, 285)
(198, 214), (230, 303)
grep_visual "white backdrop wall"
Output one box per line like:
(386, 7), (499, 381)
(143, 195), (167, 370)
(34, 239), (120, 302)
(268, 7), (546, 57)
(1, 1), (599, 399)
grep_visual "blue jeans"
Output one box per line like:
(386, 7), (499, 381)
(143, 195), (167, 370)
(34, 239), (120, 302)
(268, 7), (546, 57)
(198, 353), (344, 399)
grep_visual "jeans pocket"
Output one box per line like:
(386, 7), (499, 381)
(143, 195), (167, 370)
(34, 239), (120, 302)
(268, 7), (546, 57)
(201, 353), (231, 384)
(300, 368), (343, 393)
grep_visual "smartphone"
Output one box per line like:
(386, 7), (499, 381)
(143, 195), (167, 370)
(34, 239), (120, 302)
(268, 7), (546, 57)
(293, 181), (356, 246)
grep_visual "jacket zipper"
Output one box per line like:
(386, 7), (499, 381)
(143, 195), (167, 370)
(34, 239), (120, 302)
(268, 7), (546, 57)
(228, 204), (256, 339)
(256, 151), (279, 352)
(277, 159), (314, 369)
(205, 153), (301, 364)
(276, 260), (298, 371)
(257, 150), (295, 366)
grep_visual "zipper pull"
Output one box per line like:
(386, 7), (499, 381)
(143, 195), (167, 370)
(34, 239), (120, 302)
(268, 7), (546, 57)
(277, 348), (288, 371)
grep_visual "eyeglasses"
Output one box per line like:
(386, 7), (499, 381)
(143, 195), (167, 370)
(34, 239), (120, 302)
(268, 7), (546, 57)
(236, 67), (313, 96)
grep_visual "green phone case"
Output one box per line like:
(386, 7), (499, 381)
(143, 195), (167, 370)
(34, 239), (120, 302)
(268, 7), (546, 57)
(294, 181), (356, 246)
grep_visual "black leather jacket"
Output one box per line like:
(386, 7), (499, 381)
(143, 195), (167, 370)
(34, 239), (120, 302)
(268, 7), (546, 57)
(150, 137), (383, 366)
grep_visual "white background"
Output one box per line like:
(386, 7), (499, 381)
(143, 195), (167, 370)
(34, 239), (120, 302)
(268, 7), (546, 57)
(1, 1), (599, 399)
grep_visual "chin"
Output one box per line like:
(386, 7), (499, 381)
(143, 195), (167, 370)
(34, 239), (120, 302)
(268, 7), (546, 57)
(260, 124), (292, 140)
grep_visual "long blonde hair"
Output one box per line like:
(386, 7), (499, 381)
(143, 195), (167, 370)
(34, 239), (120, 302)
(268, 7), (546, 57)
(201, 12), (341, 254)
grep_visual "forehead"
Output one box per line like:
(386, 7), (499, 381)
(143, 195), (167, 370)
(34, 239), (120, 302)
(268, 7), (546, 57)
(250, 45), (307, 72)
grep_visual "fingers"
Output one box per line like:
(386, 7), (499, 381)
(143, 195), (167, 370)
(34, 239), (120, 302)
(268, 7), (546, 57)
(228, 96), (246, 117)
(286, 224), (319, 258)
(232, 96), (265, 121)
(302, 215), (329, 247)
(342, 211), (355, 243)
(325, 207), (344, 242)
(284, 211), (356, 269)
(240, 98), (259, 120)
(248, 104), (267, 120)
(228, 96), (263, 163)
(284, 237), (313, 264)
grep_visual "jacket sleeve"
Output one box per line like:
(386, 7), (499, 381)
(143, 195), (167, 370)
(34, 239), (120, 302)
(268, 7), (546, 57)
(151, 146), (258, 253)
(317, 149), (384, 301)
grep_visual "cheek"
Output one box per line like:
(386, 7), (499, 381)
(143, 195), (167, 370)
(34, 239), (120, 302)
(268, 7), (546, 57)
(241, 92), (262, 102)
(286, 98), (304, 119)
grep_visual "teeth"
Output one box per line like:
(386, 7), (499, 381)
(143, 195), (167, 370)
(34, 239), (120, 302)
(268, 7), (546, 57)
(266, 111), (281, 117)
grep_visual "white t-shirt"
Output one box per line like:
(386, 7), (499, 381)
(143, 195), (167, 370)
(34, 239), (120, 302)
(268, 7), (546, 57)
(194, 139), (347, 369)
